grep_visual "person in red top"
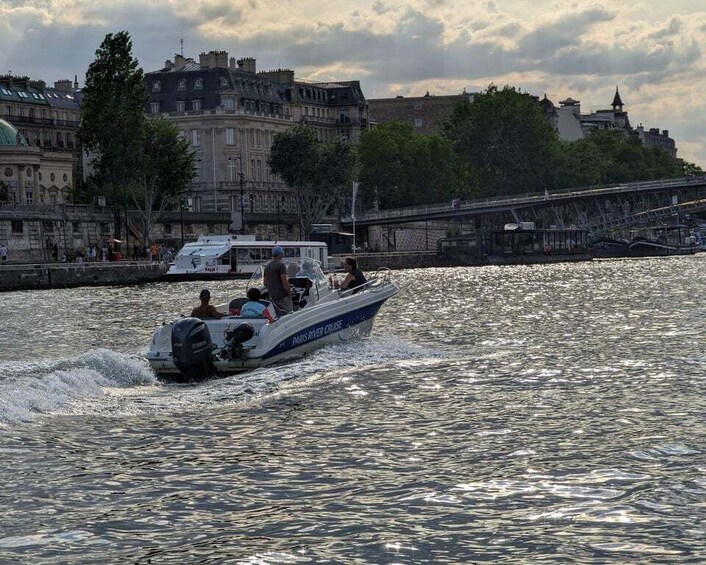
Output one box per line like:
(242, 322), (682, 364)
(191, 289), (225, 319)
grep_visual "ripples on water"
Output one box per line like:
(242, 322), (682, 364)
(1, 257), (706, 563)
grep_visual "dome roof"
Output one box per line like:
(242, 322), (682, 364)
(0, 118), (27, 146)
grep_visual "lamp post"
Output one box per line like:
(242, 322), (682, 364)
(179, 197), (185, 248)
(276, 195), (285, 240)
(226, 157), (236, 212)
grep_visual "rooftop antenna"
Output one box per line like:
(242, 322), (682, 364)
(180, 25), (184, 56)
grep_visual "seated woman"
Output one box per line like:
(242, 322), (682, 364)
(240, 287), (276, 322)
(339, 257), (367, 292)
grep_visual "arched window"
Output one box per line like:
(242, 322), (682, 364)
(152, 81), (161, 92)
(194, 78), (203, 90)
(177, 79), (186, 91)
(220, 77), (228, 88)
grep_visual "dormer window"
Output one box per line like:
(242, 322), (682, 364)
(223, 97), (235, 110)
(152, 81), (161, 92)
(194, 78), (203, 90)
(177, 79), (186, 91)
(220, 77), (228, 88)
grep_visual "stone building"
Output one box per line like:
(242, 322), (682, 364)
(144, 51), (369, 234)
(0, 75), (81, 202)
(367, 90), (476, 135)
(0, 117), (114, 261)
(541, 87), (675, 156)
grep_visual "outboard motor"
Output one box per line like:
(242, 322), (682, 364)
(171, 317), (216, 381)
(221, 323), (255, 360)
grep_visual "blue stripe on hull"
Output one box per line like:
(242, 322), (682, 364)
(259, 300), (385, 360)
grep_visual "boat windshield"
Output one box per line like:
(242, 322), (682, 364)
(247, 258), (327, 290)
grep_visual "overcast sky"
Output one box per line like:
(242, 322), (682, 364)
(2, 0), (705, 166)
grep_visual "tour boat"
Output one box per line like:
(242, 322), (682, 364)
(147, 258), (399, 382)
(165, 235), (329, 279)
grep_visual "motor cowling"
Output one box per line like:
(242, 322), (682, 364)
(171, 317), (216, 381)
(222, 323), (255, 360)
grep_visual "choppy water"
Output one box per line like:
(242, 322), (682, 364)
(2, 257), (706, 563)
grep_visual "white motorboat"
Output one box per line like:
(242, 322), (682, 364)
(147, 258), (399, 382)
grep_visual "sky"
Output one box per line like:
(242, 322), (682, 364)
(1, 0), (705, 166)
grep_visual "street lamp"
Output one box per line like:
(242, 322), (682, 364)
(276, 195), (285, 239)
(228, 153), (246, 235)
(226, 157), (236, 212)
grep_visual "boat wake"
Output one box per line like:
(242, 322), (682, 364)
(0, 338), (441, 426)
(0, 349), (157, 426)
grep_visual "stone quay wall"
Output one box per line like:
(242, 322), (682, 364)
(0, 262), (166, 292)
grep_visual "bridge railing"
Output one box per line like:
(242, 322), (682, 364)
(345, 177), (700, 222)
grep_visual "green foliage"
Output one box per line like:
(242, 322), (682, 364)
(130, 118), (196, 244)
(268, 124), (355, 235)
(358, 121), (467, 209)
(443, 85), (560, 196)
(79, 30), (148, 231)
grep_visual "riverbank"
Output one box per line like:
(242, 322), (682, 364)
(0, 261), (166, 292)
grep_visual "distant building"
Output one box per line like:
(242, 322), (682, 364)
(367, 90), (476, 135)
(0, 75), (80, 203)
(635, 125), (677, 158)
(144, 50), (369, 217)
(541, 86), (676, 156)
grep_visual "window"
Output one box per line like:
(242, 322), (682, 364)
(191, 130), (199, 146)
(152, 81), (161, 92)
(225, 128), (235, 145)
(176, 100), (185, 112)
(63, 173), (68, 182)
(42, 220), (54, 232)
(11, 220), (23, 234)
(224, 97), (235, 110)
(192, 99), (202, 111)
(220, 77), (228, 88)
(25, 191), (33, 204)
(178, 79), (186, 91)
(414, 118), (423, 128)
(163, 224), (172, 235)
(150, 102), (160, 114)
(72, 221), (80, 233)
(194, 78), (203, 90)
(50, 173), (56, 181)
(26, 167), (32, 177)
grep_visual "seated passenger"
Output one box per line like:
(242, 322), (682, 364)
(240, 287), (276, 322)
(191, 288), (225, 319)
(340, 257), (367, 292)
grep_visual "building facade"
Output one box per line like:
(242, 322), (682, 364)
(0, 75), (81, 204)
(144, 51), (369, 224)
(367, 90), (476, 135)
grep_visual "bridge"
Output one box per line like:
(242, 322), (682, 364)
(341, 176), (706, 235)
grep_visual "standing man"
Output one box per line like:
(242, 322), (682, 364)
(0, 242), (7, 263)
(263, 245), (292, 313)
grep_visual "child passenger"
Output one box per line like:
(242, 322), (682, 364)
(240, 288), (276, 322)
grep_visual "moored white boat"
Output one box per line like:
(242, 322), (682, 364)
(165, 235), (329, 279)
(147, 258), (399, 382)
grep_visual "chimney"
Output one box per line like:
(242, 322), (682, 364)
(237, 57), (256, 73)
(259, 69), (294, 85)
(662, 130), (669, 137)
(174, 54), (186, 70)
(30, 79), (46, 90)
(214, 50), (228, 68)
(73, 74), (79, 89)
(54, 79), (73, 92)
(229, 57), (237, 70)
(199, 52), (210, 68)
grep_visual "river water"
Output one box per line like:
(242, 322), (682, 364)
(1, 257), (706, 564)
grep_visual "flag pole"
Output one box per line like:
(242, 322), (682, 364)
(352, 181), (359, 253)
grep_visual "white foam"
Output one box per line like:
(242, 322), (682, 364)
(0, 349), (157, 425)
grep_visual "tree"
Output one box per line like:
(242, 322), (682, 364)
(358, 121), (468, 209)
(129, 118), (196, 245)
(79, 31), (148, 238)
(268, 124), (355, 236)
(443, 85), (560, 197)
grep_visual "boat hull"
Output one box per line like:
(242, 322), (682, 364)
(147, 283), (397, 382)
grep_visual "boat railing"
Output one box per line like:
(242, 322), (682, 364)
(337, 267), (393, 297)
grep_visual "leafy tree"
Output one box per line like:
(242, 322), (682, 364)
(130, 118), (196, 245)
(268, 124), (355, 236)
(443, 85), (560, 197)
(358, 121), (467, 209)
(79, 31), (148, 238)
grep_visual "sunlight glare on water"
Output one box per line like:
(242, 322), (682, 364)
(1, 256), (706, 563)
